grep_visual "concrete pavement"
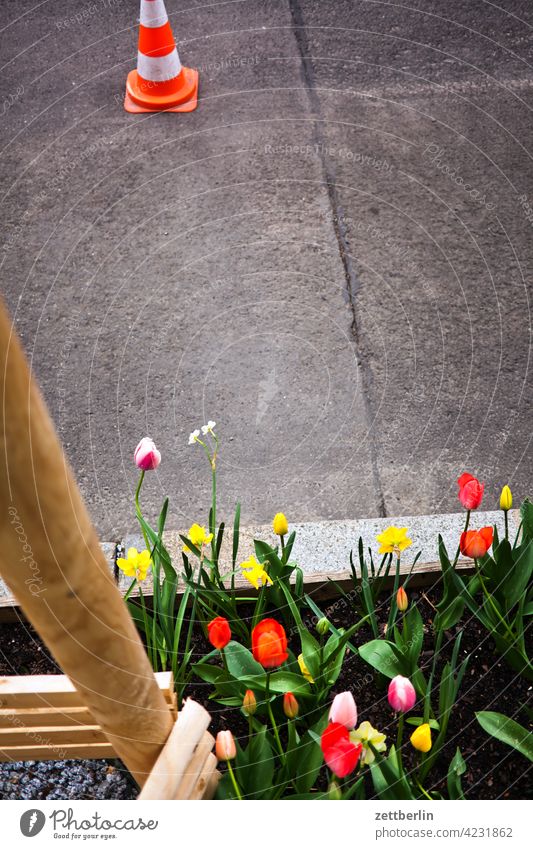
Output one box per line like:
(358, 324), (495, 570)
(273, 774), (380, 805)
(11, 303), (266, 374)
(1, 0), (532, 538)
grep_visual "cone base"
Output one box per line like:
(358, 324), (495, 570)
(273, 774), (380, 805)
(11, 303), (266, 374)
(124, 67), (199, 113)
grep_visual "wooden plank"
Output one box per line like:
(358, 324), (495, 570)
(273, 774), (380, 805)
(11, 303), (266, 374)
(0, 706), (94, 728)
(139, 700), (210, 800)
(174, 731), (215, 800)
(0, 298), (173, 784)
(0, 725), (106, 746)
(0, 742), (116, 762)
(189, 754), (218, 800)
(0, 671), (174, 710)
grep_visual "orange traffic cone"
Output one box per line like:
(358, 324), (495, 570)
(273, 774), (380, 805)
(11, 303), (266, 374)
(124, 0), (199, 113)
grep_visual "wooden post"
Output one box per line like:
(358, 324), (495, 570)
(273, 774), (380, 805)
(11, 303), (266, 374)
(0, 300), (173, 784)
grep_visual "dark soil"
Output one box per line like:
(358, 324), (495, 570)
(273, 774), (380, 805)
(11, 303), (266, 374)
(1, 590), (531, 800)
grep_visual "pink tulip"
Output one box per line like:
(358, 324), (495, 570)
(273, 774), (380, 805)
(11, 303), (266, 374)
(134, 437), (161, 471)
(215, 730), (236, 761)
(328, 691), (358, 730)
(388, 675), (416, 712)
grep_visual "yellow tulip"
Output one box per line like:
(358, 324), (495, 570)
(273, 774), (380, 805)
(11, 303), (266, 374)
(297, 653), (315, 684)
(500, 485), (512, 511)
(273, 512), (289, 536)
(410, 723), (432, 753)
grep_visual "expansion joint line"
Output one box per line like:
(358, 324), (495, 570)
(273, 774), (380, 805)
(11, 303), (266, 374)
(288, 0), (386, 518)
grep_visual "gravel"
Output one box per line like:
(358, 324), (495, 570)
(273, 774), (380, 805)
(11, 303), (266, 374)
(0, 760), (137, 801)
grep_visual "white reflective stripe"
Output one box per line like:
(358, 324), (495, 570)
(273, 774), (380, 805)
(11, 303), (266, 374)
(137, 48), (182, 81)
(140, 0), (168, 28)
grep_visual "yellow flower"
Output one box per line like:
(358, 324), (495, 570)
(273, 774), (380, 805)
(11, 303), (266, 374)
(116, 547), (151, 582)
(272, 512), (288, 536)
(241, 555), (273, 590)
(297, 653), (315, 684)
(183, 523), (213, 553)
(350, 721), (387, 765)
(410, 723), (432, 753)
(376, 526), (412, 555)
(500, 485), (512, 511)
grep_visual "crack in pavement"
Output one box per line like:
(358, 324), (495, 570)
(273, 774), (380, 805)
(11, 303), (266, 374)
(288, 0), (387, 518)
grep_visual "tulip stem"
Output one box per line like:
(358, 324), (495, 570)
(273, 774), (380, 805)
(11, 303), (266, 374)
(396, 713), (405, 775)
(226, 760), (243, 800)
(504, 510), (509, 541)
(265, 673), (285, 763)
(417, 780), (432, 801)
(453, 510), (470, 567)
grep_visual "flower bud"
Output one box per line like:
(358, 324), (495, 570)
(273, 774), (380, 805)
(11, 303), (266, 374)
(328, 779), (342, 800)
(215, 730), (236, 761)
(410, 722), (432, 753)
(316, 617), (330, 636)
(396, 586), (408, 612)
(283, 691), (299, 719)
(388, 675), (416, 713)
(272, 512), (288, 536)
(500, 485), (512, 511)
(242, 689), (257, 717)
(134, 437), (161, 471)
(329, 691), (358, 730)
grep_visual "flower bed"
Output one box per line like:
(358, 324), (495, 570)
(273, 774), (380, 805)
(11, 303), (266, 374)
(2, 428), (532, 801)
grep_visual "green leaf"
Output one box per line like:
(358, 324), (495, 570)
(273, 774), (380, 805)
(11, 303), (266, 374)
(358, 639), (409, 679)
(476, 711), (533, 762)
(224, 641), (265, 678)
(504, 541), (533, 610)
(520, 498), (533, 542)
(406, 717), (440, 731)
(405, 605), (424, 669)
(239, 671), (311, 695)
(242, 726), (275, 798)
(447, 747), (466, 800)
(232, 502), (241, 570)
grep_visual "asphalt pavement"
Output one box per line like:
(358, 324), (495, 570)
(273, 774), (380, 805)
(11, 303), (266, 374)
(1, 0), (532, 537)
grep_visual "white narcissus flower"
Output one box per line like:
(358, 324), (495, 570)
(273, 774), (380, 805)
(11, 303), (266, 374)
(201, 420), (216, 435)
(350, 721), (387, 765)
(188, 429), (200, 445)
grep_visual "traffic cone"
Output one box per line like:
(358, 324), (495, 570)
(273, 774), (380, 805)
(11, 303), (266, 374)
(124, 0), (199, 113)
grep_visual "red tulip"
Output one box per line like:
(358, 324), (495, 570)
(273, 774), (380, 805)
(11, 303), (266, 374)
(457, 473), (484, 510)
(460, 527), (493, 559)
(207, 616), (231, 650)
(321, 722), (362, 778)
(251, 619), (288, 669)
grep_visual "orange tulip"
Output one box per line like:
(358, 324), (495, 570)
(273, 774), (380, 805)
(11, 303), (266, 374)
(396, 586), (408, 612)
(460, 527), (493, 559)
(251, 619), (288, 669)
(283, 692), (299, 719)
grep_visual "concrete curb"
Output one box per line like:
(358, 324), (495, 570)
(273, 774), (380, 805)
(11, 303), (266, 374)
(0, 509), (519, 608)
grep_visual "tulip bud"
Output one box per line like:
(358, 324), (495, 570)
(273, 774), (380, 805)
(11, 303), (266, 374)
(396, 586), (408, 612)
(328, 779), (343, 800)
(410, 722), (432, 753)
(272, 512), (289, 536)
(283, 692), (299, 719)
(329, 691), (358, 730)
(215, 730), (236, 761)
(500, 485), (512, 511)
(242, 689), (257, 717)
(134, 437), (161, 471)
(388, 675), (416, 713)
(316, 617), (330, 636)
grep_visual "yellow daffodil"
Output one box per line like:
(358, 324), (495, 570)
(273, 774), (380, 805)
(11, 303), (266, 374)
(297, 653), (315, 684)
(410, 722), (432, 753)
(350, 720), (387, 765)
(500, 485), (512, 511)
(241, 555), (273, 590)
(376, 526), (412, 555)
(272, 512), (289, 536)
(116, 547), (151, 582)
(183, 523), (213, 553)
